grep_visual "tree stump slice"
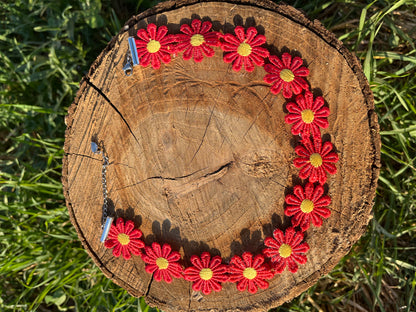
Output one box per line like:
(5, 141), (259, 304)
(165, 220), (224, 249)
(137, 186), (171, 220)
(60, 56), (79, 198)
(62, 0), (381, 311)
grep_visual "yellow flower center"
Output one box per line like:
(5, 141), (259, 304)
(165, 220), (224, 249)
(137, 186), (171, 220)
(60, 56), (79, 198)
(190, 34), (205, 47)
(147, 40), (161, 53)
(301, 109), (315, 124)
(280, 69), (295, 82)
(300, 199), (314, 213)
(156, 257), (169, 270)
(279, 244), (292, 258)
(199, 268), (213, 281)
(243, 267), (257, 280)
(237, 42), (252, 57)
(310, 153), (323, 167)
(117, 233), (130, 246)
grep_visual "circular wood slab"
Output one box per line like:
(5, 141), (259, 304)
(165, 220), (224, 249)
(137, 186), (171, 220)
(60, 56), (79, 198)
(62, 0), (381, 311)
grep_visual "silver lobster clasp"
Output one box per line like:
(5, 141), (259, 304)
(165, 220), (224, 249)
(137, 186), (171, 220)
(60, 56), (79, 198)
(123, 59), (133, 76)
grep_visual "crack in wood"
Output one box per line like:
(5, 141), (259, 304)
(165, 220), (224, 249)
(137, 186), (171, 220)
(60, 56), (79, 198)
(242, 92), (271, 140)
(164, 161), (233, 198)
(85, 78), (141, 148)
(65, 152), (100, 161)
(145, 275), (154, 297)
(116, 161), (234, 199)
(190, 105), (215, 163)
(187, 285), (192, 311)
(114, 166), (212, 192)
(269, 178), (286, 188)
(147, 166), (210, 181)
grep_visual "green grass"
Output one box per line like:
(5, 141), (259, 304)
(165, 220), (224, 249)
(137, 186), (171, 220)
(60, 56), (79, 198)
(0, 0), (415, 311)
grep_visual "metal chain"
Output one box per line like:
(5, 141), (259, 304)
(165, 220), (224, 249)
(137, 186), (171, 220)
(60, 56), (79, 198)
(91, 142), (110, 229)
(101, 154), (109, 228)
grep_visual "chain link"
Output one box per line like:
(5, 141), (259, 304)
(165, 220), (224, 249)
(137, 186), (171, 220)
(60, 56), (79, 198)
(91, 141), (110, 229)
(101, 155), (109, 228)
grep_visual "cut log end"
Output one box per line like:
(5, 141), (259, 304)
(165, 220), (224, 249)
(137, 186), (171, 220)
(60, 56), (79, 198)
(62, 0), (380, 311)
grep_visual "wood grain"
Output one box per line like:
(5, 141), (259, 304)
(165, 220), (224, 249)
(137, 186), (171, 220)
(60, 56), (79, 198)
(62, 0), (380, 311)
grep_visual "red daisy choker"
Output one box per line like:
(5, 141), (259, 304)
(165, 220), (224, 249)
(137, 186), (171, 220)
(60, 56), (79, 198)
(92, 19), (339, 295)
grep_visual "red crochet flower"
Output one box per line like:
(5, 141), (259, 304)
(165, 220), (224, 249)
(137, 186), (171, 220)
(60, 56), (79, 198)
(104, 218), (144, 260)
(263, 227), (309, 273)
(141, 242), (183, 283)
(264, 52), (310, 98)
(135, 23), (176, 69)
(285, 183), (331, 231)
(285, 91), (329, 138)
(175, 19), (219, 62)
(221, 26), (269, 72)
(293, 136), (339, 185)
(183, 252), (228, 295)
(228, 252), (274, 294)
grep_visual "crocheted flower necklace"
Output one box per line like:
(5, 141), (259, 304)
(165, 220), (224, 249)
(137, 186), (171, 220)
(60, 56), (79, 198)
(95, 20), (339, 295)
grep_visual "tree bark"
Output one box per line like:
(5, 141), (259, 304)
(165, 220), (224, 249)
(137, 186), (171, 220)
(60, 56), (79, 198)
(62, 1), (381, 311)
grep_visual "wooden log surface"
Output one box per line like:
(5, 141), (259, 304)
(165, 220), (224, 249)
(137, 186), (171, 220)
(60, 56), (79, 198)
(62, 0), (381, 311)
